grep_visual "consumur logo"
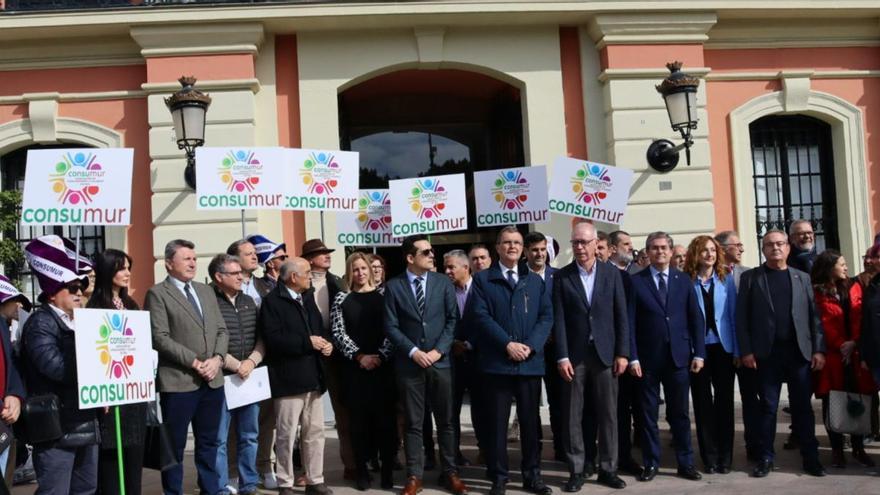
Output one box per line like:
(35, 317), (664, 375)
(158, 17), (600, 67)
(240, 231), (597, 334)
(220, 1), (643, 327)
(219, 150), (262, 193)
(49, 151), (105, 205)
(571, 163), (613, 205)
(408, 179), (447, 219)
(300, 151), (341, 194)
(96, 312), (135, 379)
(492, 170), (530, 210)
(357, 191), (392, 231)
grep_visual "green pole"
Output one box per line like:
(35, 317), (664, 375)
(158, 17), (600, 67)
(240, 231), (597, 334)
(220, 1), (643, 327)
(114, 406), (126, 495)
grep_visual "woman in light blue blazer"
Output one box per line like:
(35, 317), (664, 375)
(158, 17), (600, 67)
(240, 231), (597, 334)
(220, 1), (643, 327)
(683, 235), (738, 474)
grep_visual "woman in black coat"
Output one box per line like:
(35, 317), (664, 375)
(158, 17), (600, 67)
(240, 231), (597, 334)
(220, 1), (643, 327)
(87, 249), (146, 495)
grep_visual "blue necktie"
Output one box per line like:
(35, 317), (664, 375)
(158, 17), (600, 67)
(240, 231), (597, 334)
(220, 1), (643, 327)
(506, 269), (517, 289)
(658, 272), (668, 307)
(184, 283), (203, 322)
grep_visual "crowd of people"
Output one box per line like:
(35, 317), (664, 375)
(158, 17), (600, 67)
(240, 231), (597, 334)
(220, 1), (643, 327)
(1, 218), (880, 494)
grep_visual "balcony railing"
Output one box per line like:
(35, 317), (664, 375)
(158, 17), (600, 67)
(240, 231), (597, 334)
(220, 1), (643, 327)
(2, 0), (381, 12)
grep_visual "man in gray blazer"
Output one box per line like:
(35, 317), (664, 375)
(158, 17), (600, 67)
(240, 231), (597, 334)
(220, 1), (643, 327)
(147, 239), (229, 495)
(385, 234), (467, 495)
(555, 222), (629, 491)
(736, 229), (826, 478)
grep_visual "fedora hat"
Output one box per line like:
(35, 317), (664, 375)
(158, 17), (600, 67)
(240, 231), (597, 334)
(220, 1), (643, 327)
(300, 238), (335, 259)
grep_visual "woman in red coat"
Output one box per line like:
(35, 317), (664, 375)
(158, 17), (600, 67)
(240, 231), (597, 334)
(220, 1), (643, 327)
(812, 250), (876, 469)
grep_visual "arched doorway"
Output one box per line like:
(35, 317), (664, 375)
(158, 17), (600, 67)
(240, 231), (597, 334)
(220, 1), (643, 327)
(338, 69), (525, 274)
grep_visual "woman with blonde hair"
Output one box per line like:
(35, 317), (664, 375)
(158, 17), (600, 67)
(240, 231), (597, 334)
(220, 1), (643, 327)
(682, 235), (738, 474)
(330, 252), (396, 490)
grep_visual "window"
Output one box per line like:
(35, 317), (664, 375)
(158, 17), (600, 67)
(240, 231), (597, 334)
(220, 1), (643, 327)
(749, 115), (837, 254)
(0, 145), (106, 302)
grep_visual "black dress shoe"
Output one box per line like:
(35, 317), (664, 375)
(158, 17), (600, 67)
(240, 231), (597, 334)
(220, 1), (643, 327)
(715, 464), (731, 474)
(677, 465), (702, 481)
(803, 460), (827, 477)
(583, 462), (597, 479)
(638, 465), (658, 482)
(562, 473), (585, 493)
(597, 471), (626, 489)
(704, 464), (717, 475)
(523, 477), (552, 495)
(619, 458), (643, 476)
(752, 460), (773, 478)
(489, 481), (506, 495)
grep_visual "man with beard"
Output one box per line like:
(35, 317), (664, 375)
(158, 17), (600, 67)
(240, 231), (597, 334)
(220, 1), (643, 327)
(787, 220), (818, 274)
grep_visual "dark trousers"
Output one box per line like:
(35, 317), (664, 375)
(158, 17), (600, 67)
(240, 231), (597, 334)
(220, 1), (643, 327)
(736, 365), (761, 457)
(639, 351), (694, 469)
(398, 365), (456, 478)
(345, 367), (398, 475)
(33, 444), (98, 495)
(560, 348), (619, 475)
(755, 343), (819, 463)
(161, 384), (224, 495)
(453, 353), (485, 454)
(821, 397), (865, 451)
(98, 443), (145, 495)
(690, 343), (735, 469)
(483, 373), (542, 483)
(543, 350), (564, 457)
(617, 372), (641, 463)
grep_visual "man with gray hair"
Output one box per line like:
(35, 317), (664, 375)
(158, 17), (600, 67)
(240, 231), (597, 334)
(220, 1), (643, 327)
(147, 239), (229, 495)
(227, 238), (267, 306)
(787, 220), (817, 274)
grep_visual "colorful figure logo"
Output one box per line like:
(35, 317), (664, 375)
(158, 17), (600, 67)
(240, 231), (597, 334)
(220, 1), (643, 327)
(300, 152), (341, 195)
(96, 313), (135, 379)
(50, 152), (104, 205)
(492, 170), (530, 210)
(571, 164), (613, 205)
(357, 191), (392, 231)
(219, 150), (262, 193)
(408, 179), (447, 219)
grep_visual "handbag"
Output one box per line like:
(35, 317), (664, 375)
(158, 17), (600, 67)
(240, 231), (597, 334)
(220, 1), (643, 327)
(20, 394), (62, 445)
(142, 400), (179, 472)
(826, 389), (872, 435)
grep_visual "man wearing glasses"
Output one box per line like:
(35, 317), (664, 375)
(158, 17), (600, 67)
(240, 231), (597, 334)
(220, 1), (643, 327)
(736, 229), (826, 478)
(715, 231), (747, 289)
(384, 235), (466, 495)
(787, 220), (818, 274)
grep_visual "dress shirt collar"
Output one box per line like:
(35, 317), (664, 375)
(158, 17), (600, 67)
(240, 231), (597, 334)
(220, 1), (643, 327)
(455, 277), (472, 294)
(48, 304), (75, 329)
(167, 275), (194, 292)
(285, 285), (303, 304)
(649, 265), (669, 280)
(529, 265), (546, 280)
(406, 269), (426, 286)
(576, 259), (597, 276)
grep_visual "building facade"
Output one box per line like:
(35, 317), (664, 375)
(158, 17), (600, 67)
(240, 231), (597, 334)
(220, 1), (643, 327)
(1, 0), (878, 299)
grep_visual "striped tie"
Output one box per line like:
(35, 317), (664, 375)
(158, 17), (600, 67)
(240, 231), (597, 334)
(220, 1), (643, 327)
(414, 276), (425, 316)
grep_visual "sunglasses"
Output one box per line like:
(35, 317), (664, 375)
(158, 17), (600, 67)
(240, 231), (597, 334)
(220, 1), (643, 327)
(65, 282), (84, 294)
(415, 248), (435, 257)
(275, 255), (289, 261)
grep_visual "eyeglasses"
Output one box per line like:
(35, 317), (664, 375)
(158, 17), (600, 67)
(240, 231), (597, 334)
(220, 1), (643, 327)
(570, 239), (595, 247)
(763, 241), (788, 248)
(221, 270), (243, 277)
(724, 243), (744, 249)
(417, 248), (435, 257)
(65, 282), (84, 294)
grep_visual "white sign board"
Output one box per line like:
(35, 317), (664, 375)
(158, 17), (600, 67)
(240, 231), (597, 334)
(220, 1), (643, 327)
(224, 366), (272, 409)
(474, 166), (550, 227)
(548, 158), (634, 225)
(22, 148), (134, 226)
(285, 149), (359, 211)
(74, 309), (156, 409)
(195, 147), (289, 210)
(389, 174), (468, 236)
(336, 189), (404, 246)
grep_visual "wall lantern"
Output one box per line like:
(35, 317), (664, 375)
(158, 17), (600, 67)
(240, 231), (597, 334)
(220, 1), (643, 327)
(646, 61), (700, 173)
(165, 76), (211, 189)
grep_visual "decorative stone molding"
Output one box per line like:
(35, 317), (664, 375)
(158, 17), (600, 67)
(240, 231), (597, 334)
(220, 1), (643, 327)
(414, 27), (446, 67)
(598, 67), (711, 82)
(141, 79), (261, 94)
(780, 70), (813, 112)
(130, 23), (264, 57)
(587, 12), (717, 48)
(22, 93), (59, 144)
(706, 17), (880, 49)
(728, 90), (870, 267)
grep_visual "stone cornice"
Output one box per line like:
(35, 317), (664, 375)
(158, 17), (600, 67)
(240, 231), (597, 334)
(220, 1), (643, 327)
(598, 67), (711, 82)
(130, 22), (265, 57)
(587, 12), (718, 49)
(141, 78), (261, 94)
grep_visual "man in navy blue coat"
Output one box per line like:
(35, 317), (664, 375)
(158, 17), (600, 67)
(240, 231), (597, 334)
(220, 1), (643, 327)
(628, 231), (706, 482)
(469, 226), (553, 495)
(384, 235), (468, 495)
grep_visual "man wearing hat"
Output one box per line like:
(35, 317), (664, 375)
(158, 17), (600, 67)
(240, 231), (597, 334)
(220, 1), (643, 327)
(0, 275), (27, 481)
(300, 238), (356, 479)
(20, 235), (98, 494)
(246, 234), (288, 489)
(147, 239), (228, 495)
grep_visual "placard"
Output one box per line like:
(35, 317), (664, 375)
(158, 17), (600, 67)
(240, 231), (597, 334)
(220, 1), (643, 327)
(22, 148), (134, 226)
(285, 149), (359, 211)
(74, 309), (156, 409)
(224, 366), (272, 409)
(196, 147), (289, 210)
(336, 190), (404, 246)
(548, 158), (634, 225)
(474, 166), (549, 227)
(389, 174), (468, 236)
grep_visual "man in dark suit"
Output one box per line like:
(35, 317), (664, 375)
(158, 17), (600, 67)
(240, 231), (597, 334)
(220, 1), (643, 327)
(384, 235), (467, 495)
(260, 257), (334, 495)
(736, 229), (826, 478)
(147, 239), (228, 495)
(555, 222), (628, 491)
(628, 231), (705, 482)
(469, 226), (553, 495)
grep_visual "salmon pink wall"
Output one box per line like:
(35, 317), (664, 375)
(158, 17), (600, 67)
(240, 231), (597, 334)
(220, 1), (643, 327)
(559, 27), (587, 160)
(275, 35), (306, 252)
(1, 65), (146, 95)
(146, 54), (254, 83)
(705, 46), (880, 236)
(600, 44), (704, 71)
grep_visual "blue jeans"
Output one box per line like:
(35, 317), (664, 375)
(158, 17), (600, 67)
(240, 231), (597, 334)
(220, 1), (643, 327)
(217, 397), (260, 493)
(161, 385), (224, 495)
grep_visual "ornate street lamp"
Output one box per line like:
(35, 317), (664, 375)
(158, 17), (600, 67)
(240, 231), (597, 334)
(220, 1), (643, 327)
(646, 61), (700, 173)
(165, 76), (211, 189)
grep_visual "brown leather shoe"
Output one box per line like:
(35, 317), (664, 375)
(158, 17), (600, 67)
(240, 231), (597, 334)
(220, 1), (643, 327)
(401, 476), (423, 495)
(442, 472), (468, 495)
